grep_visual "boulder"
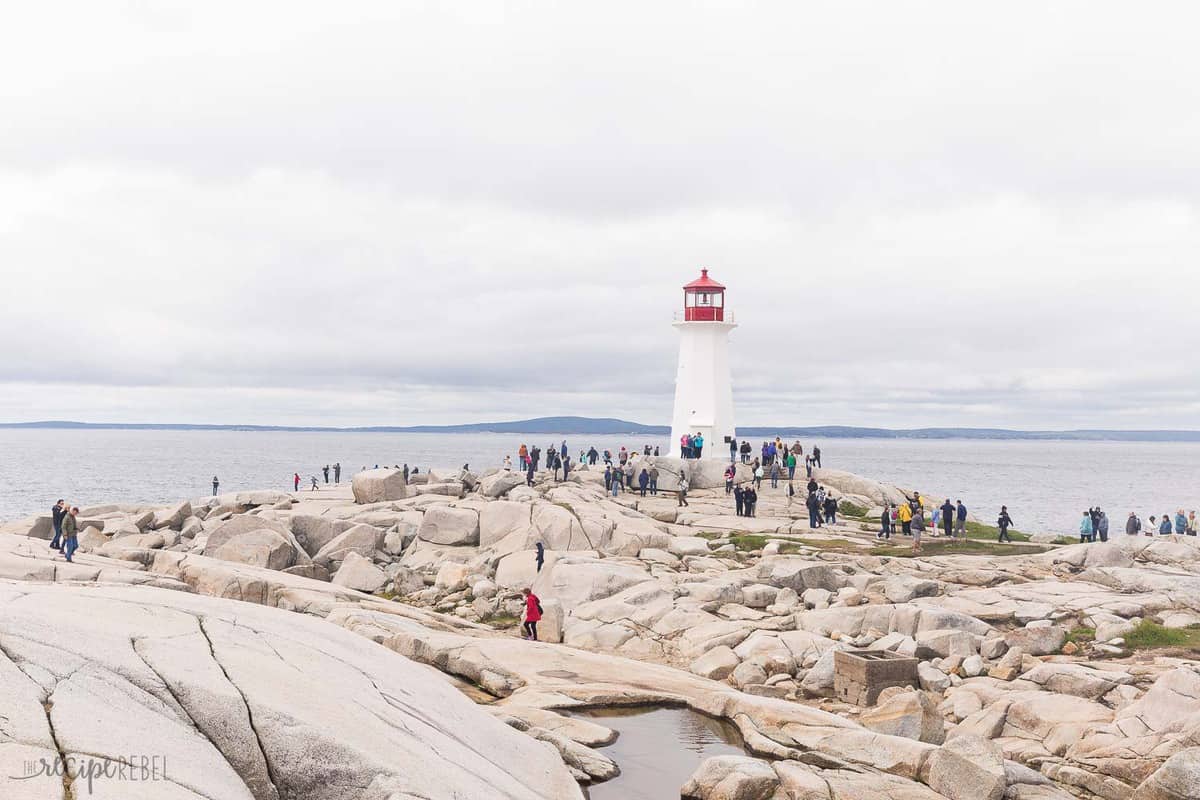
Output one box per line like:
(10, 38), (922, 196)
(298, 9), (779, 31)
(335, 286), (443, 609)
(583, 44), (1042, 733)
(537, 599), (565, 643)
(680, 755), (780, 800)
(435, 562), (471, 592)
(152, 499), (192, 530)
(923, 734), (1006, 800)
(351, 468), (408, 504)
(884, 575), (940, 603)
(0, 581), (582, 800)
(1131, 747), (1200, 800)
(480, 471), (525, 498)
(480, 501), (533, 548)
(313, 524), (386, 569)
(290, 514), (339, 557)
(1004, 624), (1066, 656)
(210, 529), (298, 571)
(331, 552), (389, 593)
(860, 690), (946, 744)
(417, 506), (481, 547)
(690, 646), (741, 680)
(668, 536), (712, 557)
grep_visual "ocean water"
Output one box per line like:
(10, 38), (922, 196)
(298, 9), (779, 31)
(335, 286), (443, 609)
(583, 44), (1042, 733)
(0, 429), (1195, 535)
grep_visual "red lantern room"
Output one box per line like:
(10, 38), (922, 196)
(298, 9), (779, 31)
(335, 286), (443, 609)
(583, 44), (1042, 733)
(682, 268), (726, 322)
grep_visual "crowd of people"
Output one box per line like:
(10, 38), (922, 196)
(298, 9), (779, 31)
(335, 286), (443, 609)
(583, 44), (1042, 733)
(1114, 508), (1197, 539)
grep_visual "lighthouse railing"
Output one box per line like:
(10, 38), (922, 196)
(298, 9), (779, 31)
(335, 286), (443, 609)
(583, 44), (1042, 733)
(673, 310), (735, 323)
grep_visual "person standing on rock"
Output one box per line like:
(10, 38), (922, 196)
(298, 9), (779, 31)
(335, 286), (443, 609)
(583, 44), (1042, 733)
(824, 495), (839, 525)
(734, 484), (745, 516)
(1124, 512), (1140, 536)
(521, 588), (542, 641)
(744, 485), (757, 517)
(212, 476), (220, 496)
(997, 506), (1014, 542)
(648, 465), (659, 495)
(753, 462), (764, 490)
(61, 506), (79, 562)
(1175, 510), (1188, 535)
(293, 472), (300, 491)
(805, 491), (820, 528)
(812, 446), (822, 469)
(940, 500), (955, 538)
(322, 464), (330, 484)
(610, 469), (621, 496)
(676, 475), (689, 507)
(1187, 511), (1197, 536)
(49, 499), (66, 551)
(724, 464), (735, 494)
(898, 502), (913, 536)
(310, 475), (319, 491)
(954, 500), (967, 538)
(560, 440), (568, 461)
(603, 465), (613, 492)
(401, 464), (409, 484)
(1079, 511), (1094, 543)
(729, 437), (738, 463)
(739, 440), (751, 463)
(526, 460), (535, 487)
(535, 542), (545, 573)
(638, 468), (649, 497)
(1097, 509), (1109, 542)
(1159, 514), (1173, 535)
(785, 450), (796, 481)
(879, 504), (893, 539)
(693, 433), (704, 459)
(334, 463), (341, 483)
(562, 455), (571, 482)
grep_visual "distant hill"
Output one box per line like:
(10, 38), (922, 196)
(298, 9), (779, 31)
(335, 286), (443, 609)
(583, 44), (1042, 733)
(3, 418), (1198, 441)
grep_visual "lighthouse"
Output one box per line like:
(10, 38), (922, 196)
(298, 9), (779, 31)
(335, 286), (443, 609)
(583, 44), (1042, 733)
(669, 269), (736, 459)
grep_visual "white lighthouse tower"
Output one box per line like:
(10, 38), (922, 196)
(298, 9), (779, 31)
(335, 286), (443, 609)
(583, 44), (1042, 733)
(669, 269), (736, 459)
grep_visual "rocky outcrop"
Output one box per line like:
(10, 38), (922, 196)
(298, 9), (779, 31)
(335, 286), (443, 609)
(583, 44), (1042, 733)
(351, 468), (408, 503)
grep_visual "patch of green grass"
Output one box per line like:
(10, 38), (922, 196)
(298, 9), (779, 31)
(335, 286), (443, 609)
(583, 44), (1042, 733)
(696, 530), (726, 540)
(1123, 621), (1200, 652)
(1066, 626), (1096, 645)
(1051, 536), (1078, 545)
(839, 501), (868, 518)
(729, 534), (770, 551)
(870, 538), (1049, 558)
(487, 614), (520, 629)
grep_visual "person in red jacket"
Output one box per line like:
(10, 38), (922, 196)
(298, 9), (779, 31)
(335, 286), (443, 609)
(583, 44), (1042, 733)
(521, 588), (542, 641)
(293, 472), (300, 491)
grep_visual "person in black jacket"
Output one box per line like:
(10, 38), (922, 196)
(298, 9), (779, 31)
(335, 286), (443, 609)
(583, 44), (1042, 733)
(49, 499), (66, 551)
(744, 486), (757, 517)
(823, 495), (838, 525)
(997, 506), (1014, 543)
(940, 500), (955, 538)
(733, 485), (744, 517)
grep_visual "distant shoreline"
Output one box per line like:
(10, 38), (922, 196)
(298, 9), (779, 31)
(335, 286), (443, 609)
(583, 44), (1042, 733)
(2, 418), (1198, 442)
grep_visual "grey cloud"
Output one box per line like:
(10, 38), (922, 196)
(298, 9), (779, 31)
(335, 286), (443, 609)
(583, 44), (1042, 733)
(0, 3), (1197, 429)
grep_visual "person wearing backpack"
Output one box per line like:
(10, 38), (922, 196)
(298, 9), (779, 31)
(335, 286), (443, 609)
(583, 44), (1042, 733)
(521, 588), (543, 641)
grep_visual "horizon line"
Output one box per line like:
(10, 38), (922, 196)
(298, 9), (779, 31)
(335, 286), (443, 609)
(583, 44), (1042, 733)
(2, 418), (1198, 437)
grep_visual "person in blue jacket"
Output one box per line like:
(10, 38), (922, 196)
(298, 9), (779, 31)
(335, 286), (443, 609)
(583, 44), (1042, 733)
(1159, 514), (1174, 535)
(1175, 510), (1188, 535)
(1079, 511), (1094, 543)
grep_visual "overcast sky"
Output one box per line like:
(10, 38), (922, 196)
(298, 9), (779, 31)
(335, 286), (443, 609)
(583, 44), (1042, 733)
(2, 2), (1198, 429)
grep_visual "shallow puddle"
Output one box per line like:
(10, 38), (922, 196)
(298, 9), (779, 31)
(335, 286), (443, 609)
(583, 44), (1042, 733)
(572, 706), (746, 799)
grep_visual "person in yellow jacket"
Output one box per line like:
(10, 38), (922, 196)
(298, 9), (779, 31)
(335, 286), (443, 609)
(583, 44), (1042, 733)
(898, 502), (914, 536)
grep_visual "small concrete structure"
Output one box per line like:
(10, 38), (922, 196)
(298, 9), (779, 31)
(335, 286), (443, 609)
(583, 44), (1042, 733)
(834, 649), (919, 706)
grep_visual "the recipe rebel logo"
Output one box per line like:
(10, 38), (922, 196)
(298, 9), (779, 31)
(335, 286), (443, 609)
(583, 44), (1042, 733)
(10, 754), (168, 794)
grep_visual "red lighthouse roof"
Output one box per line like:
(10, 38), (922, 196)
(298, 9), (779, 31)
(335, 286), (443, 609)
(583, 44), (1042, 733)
(683, 268), (725, 291)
